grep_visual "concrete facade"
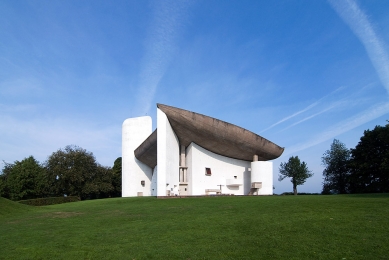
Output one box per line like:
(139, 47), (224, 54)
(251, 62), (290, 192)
(122, 104), (283, 197)
(156, 108), (180, 196)
(251, 161), (273, 195)
(186, 143), (252, 195)
(122, 116), (153, 197)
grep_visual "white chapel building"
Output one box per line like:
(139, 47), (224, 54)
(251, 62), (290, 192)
(122, 104), (284, 197)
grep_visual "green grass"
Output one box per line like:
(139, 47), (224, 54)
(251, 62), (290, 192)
(1, 194), (388, 259)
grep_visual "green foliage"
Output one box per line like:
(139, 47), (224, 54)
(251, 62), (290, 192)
(111, 157), (122, 197)
(280, 192), (320, 195)
(46, 145), (99, 198)
(1, 145), (120, 201)
(349, 123), (389, 193)
(279, 156), (313, 195)
(0, 156), (47, 200)
(0, 161), (12, 198)
(82, 165), (115, 199)
(46, 145), (117, 200)
(321, 139), (351, 194)
(1, 195), (388, 259)
(18, 196), (79, 206)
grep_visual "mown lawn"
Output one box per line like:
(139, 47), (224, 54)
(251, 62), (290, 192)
(1, 194), (388, 259)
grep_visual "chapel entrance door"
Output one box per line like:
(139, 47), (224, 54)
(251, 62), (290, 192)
(179, 184), (188, 196)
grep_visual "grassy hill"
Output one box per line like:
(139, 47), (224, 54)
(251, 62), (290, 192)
(0, 196), (37, 217)
(1, 194), (388, 259)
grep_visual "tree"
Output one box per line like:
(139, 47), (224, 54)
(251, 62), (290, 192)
(279, 156), (313, 195)
(45, 145), (117, 200)
(349, 123), (389, 193)
(111, 157), (122, 197)
(0, 156), (47, 200)
(0, 161), (13, 198)
(46, 145), (99, 199)
(321, 139), (351, 194)
(82, 165), (114, 199)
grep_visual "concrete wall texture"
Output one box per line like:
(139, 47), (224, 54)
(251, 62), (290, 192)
(157, 108), (179, 196)
(122, 116), (153, 197)
(187, 143), (251, 195)
(251, 161), (273, 195)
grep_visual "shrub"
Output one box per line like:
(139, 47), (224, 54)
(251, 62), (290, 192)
(280, 192), (320, 195)
(18, 196), (80, 206)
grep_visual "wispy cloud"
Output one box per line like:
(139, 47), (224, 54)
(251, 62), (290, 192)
(274, 0), (389, 154)
(276, 84), (375, 133)
(260, 86), (344, 133)
(134, 0), (193, 115)
(328, 0), (389, 93)
(286, 102), (389, 155)
(277, 103), (340, 133)
(0, 78), (43, 97)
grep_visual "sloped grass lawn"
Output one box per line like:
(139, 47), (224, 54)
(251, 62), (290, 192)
(1, 194), (388, 259)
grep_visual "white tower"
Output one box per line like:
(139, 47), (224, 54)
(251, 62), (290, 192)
(122, 116), (153, 197)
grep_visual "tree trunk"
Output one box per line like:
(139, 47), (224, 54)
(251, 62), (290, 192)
(293, 185), (297, 195)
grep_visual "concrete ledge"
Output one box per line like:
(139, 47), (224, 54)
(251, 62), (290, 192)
(157, 194), (235, 199)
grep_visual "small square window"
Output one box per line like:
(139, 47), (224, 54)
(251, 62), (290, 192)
(205, 167), (212, 176)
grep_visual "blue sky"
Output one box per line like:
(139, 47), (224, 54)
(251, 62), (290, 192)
(1, 0), (389, 194)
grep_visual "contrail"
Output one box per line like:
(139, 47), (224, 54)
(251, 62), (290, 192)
(276, 84), (373, 133)
(328, 0), (389, 93)
(134, 0), (192, 115)
(277, 103), (340, 133)
(285, 102), (389, 155)
(260, 86), (344, 133)
(277, 0), (389, 154)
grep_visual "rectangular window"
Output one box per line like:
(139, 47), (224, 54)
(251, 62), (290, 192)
(205, 167), (212, 176)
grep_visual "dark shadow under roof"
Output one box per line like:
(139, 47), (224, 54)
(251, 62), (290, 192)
(134, 104), (284, 168)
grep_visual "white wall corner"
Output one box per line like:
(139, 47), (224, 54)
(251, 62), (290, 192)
(157, 108), (179, 196)
(122, 116), (152, 197)
(251, 161), (273, 195)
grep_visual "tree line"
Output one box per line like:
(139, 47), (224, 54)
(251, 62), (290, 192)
(2, 122), (387, 199)
(278, 121), (389, 195)
(0, 145), (122, 201)
(321, 122), (389, 194)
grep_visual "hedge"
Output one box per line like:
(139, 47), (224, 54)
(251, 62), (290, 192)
(280, 192), (321, 195)
(18, 196), (80, 206)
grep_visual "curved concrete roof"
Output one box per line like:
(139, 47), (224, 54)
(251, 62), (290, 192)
(134, 104), (284, 168)
(134, 129), (157, 168)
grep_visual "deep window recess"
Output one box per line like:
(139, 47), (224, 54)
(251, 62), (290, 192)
(205, 168), (212, 176)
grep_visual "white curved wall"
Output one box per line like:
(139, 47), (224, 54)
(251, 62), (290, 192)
(186, 143), (251, 195)
(122, 116), (152, 197)
(157, 108), (179, 197)
(150, 166), (158, 196)
(251, 161), (273, 195)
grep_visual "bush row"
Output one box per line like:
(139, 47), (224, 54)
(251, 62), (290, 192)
(279, 192), (321, 196)
(18, 196), (80, 206)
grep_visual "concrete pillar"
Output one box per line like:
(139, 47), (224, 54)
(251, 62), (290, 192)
(180, 145), (186, 167)
(253, 154), (258, 162)
(179, 145), (187, 183)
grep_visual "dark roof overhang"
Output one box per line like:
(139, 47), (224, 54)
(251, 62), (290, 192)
(134, 129), (157, 168)
(134, 104), (284, 168)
